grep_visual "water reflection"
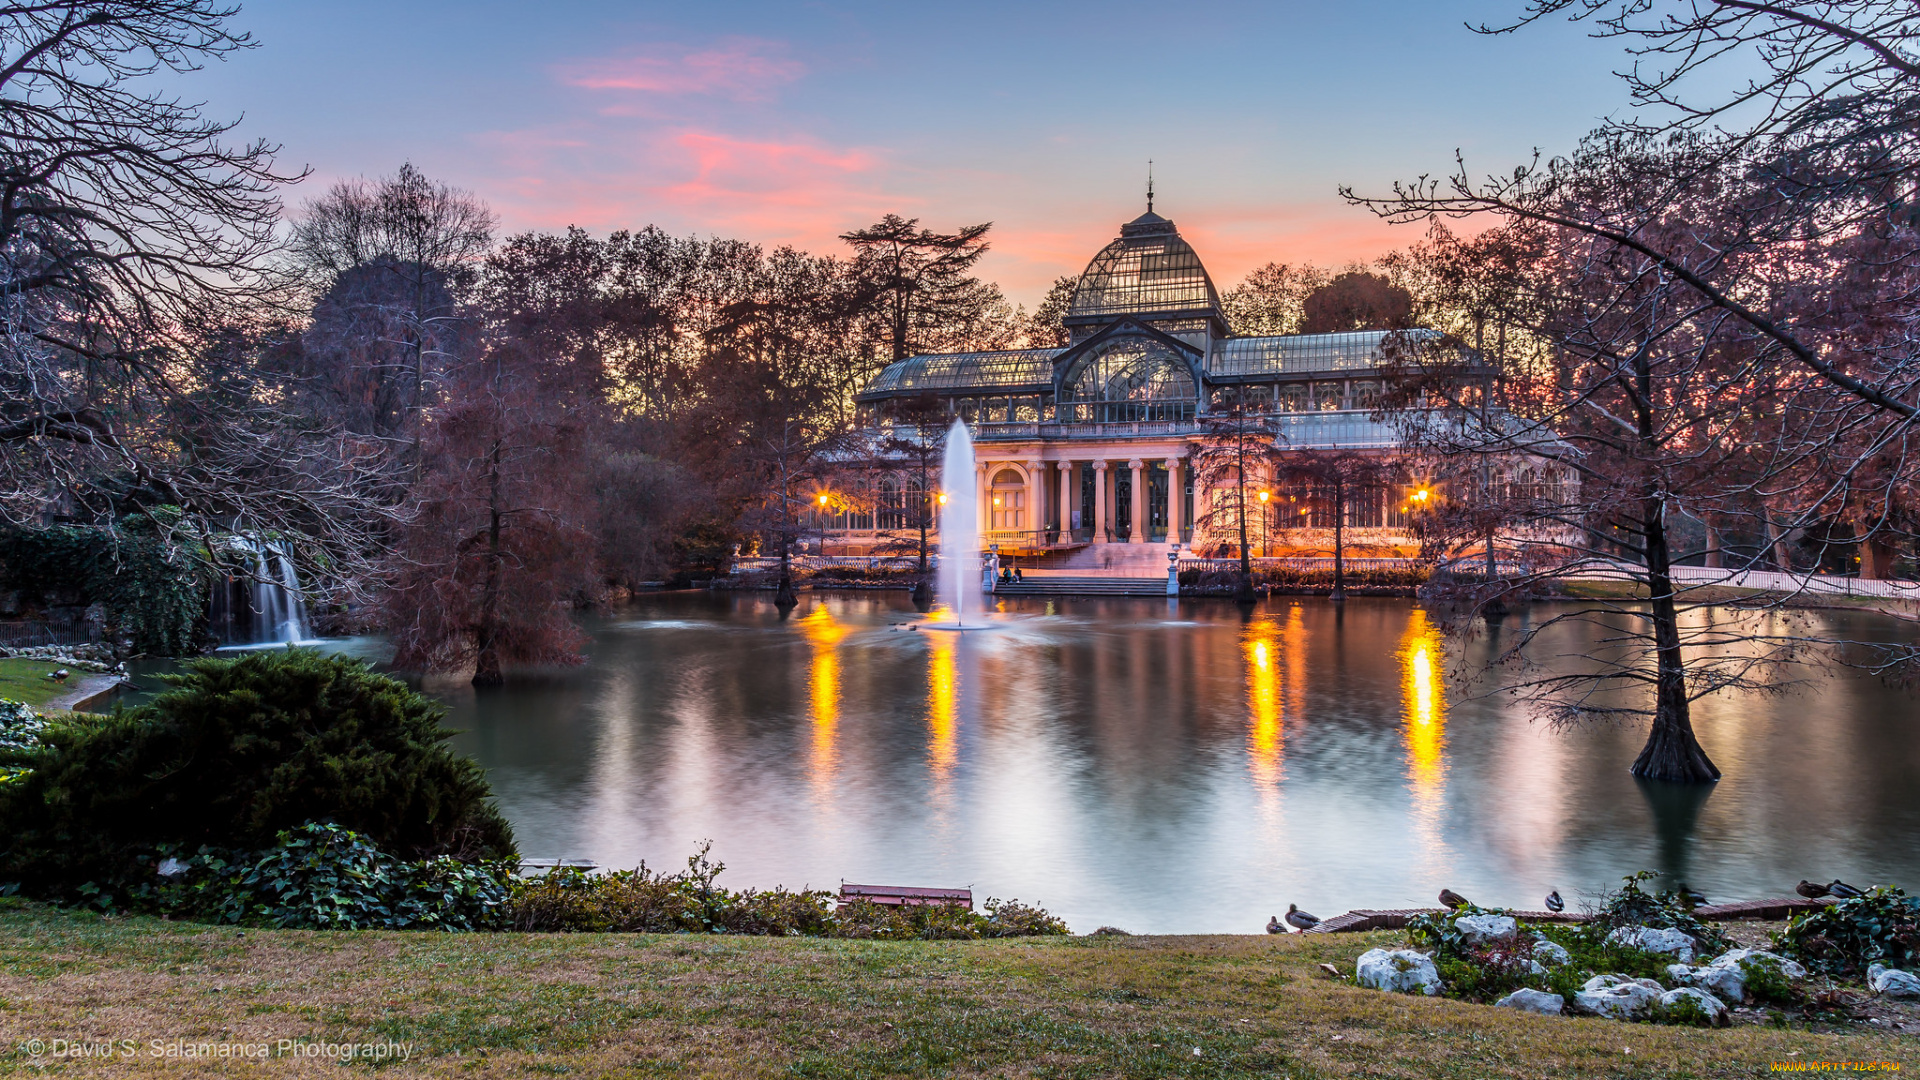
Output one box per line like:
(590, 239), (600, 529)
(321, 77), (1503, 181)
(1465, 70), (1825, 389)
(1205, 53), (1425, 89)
(430, 592), (1920, 933)
(926, 630), (958, 781)
(799, 605), (846, 793)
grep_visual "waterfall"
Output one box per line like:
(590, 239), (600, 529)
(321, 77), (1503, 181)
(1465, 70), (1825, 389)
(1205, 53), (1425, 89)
(212, 539), (315, 646)
(938, 419), (980, 625)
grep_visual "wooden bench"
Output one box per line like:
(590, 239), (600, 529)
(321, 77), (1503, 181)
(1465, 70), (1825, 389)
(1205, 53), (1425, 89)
(839, 883), (972, 909)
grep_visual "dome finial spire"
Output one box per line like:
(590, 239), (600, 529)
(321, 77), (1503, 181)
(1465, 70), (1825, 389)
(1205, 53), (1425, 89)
(1146, 160), (1154, 213)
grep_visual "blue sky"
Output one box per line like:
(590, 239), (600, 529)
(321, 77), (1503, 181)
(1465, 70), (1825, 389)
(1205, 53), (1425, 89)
(191, 1), (1643, 304)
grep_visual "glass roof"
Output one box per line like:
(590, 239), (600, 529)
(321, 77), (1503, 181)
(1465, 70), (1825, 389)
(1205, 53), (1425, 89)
(857, 348), (1061, 399)
(1271, 411), (1407, 449)
(1210, 329), (1442, 377)
(1067, 212), (1222, 321)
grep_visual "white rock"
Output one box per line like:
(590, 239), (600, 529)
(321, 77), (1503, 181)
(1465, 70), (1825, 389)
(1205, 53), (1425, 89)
(1605, 926), (1696, 962)
(1355, 948), (1442, 996)
(1658, 987), (1730, 1027)
(156, 857), (188, 878)
(1694, 949), (1806, 1003)
(1582, 974), (1663, 993)
(1666, 963), (1695, 984)
(1454, 914), (1518, 947)
(1573, 977), (1665, 1020)
(1531, 937), (1571, 967)
(1495, 988), (1567, 1015)
(1868, 964), (1920, 999)
(1707, 949), (1806, 980)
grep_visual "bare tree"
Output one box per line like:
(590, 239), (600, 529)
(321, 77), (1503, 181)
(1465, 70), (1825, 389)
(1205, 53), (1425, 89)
(1188, 389), (1284, 604)
(289, 164), (496, 429)
(1271, 449), (1398, 603)
(1221, 262), (1332, 337)
(0, 2), (408, 600)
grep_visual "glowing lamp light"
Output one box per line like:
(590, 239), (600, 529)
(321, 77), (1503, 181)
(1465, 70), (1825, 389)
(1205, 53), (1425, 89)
(1412, 487), (1432, 503)
(1257, 490), (1270, 503)
(993, 496), (1002, 506)
(937, 493), (948, 505)
(817, 493), (830, 506)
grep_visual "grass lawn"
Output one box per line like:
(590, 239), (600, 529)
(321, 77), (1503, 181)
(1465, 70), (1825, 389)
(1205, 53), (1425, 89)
(0, 658), (76, 707)
(0, 901), (1909, 1078)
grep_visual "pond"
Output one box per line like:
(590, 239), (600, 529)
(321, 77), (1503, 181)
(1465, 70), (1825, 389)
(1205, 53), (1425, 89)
(383, 591), (1918, 934)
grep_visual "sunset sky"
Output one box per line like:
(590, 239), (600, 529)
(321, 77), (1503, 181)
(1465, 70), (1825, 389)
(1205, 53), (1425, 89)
(199, 1), (1644, 306)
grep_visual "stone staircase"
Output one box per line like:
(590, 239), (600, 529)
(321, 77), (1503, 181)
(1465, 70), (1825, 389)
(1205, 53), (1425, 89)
(991, 576), (1170, 597)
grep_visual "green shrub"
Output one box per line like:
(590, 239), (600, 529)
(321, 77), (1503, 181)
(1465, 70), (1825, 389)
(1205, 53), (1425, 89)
(1407, 901), (1680, 1003)
(0, 650), (514, 898)
(140, 823), (511, 929)
(506, 844), (837, 935)
(505, 843), (1069, 940)
(1777, 887), (1920, 976)
(0, 518), (204, 655)
(0, 700), (47, 789)
(1590, 871), (1730, 956)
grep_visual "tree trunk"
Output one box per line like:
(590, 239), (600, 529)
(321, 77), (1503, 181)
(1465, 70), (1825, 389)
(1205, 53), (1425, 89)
(1630, 496), (1719, 783)
(1330, 480), (1346, 603)
(1862, 536), (1897, 580)
(1235, 433), (1255, 605)
(472, 440), (505, 688)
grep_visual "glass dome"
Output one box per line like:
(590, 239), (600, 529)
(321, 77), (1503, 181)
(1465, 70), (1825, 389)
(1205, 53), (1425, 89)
(1066, 211), (1223, 323)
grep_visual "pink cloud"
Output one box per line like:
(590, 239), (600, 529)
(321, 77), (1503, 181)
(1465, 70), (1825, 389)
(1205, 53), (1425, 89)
(560, 38), (804, 102)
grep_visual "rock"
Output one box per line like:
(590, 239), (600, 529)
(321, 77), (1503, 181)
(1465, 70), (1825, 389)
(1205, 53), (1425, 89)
(1582, 974), (1664, 993)
(1454, 914), (1518, 947)
(1605, 926), (1696, 962)
(1658, 987), (1731, 1027)
(1693, 949), (1806, 1003)
(1531, 937), (1571, 967)
(1495, 988), (1567, 1016)
(1707, 949), (1806, 980)
(1666, 963), (1695, 984)
(1573, 976), (1665, 1020)
(1355, 948), (1442, 996)
(1868, 964), (1920, 999)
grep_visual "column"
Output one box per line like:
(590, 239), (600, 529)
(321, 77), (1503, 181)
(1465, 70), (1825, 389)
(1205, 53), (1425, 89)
(1164, 457), (1183, 544)
(1092, 460), (1109, 543)
(976, 463), (989, 537)
(1058, 461), (1075, 537)
(1128, 459), (1146, 544)
(1024, 459), (1043, 541)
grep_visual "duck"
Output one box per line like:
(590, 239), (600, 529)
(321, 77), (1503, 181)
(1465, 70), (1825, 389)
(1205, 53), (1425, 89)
(1266, 915), (1284, 935)
(1796, 879), (1830, 899)
(1673, 883), (1709, 909)
(1827, 880), (1865, 899)
(1544, 890), (1564, 913)
(44, 668), (68, 682)
(1438, 888), (1470, 910)
(1284, 904), (1320, 932)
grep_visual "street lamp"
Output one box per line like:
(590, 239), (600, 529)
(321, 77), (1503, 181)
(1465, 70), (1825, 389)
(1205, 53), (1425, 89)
(816, 492), (830, 558)
(1256, 490), (1270, 558)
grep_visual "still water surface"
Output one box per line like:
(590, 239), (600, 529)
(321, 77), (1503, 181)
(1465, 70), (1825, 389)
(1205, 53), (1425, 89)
(417, 592), (1920, 934)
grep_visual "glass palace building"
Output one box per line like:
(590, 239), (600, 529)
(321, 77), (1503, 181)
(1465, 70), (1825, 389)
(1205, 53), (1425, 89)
(831, 206), (1488, 558)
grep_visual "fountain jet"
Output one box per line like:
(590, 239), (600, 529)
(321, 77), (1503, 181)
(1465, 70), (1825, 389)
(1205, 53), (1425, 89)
(937, 418), (980, 627)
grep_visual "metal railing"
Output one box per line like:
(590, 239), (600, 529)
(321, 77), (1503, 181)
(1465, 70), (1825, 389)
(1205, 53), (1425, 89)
(1178, 556), (1427, 573)
(733, 555), (934, 573)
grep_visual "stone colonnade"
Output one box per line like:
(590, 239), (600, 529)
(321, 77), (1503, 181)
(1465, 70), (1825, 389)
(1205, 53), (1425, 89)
(973, 453), (1187, 545)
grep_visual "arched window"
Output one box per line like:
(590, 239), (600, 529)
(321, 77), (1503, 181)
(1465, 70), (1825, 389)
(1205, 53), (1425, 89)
(1059, 338), (1198, 423)
(990, 468), (1026, 531)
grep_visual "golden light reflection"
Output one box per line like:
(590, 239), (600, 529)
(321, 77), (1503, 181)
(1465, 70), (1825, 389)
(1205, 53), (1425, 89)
(1244, 628), (1282, 789)
(1399, 609), (1450, 832)
(926, 630), (958, 779)
(799, 605), (848, 790)
(1243, 606), (1307, 796)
